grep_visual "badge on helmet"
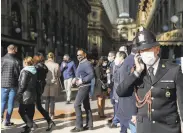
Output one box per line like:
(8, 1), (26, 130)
(134, 27), (159, 51)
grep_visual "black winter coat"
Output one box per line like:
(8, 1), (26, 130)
(1, 53), (21, 88)
(17, 70), (37, 104)
(117, 60), (183, 133)
(35, 62), (48, 95)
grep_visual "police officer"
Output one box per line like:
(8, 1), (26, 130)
(116, 45), (138, 133)
(117, 28), (183, 133)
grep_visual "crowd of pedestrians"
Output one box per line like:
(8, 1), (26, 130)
(1, 27), (183, 133)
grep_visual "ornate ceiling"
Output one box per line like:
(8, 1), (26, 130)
(101, 0), (140, 24)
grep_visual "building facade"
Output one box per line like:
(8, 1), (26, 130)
(137, 0), (183, 61)
(87, 0), (113, 58)
(1, 0), (90, 62)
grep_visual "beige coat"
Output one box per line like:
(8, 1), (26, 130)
(42, 59), (61, 97)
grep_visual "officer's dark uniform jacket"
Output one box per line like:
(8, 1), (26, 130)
(117, 60), (183, 133)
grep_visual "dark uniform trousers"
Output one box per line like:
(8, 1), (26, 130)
(74, 85), (93, 128)
(117, 60), (183, 133)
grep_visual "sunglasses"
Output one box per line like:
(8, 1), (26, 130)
(77, 54), (83, 56)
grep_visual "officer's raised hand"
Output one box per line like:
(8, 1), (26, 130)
(134, 53), (145, 76)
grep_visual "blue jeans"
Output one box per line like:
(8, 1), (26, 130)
(112, 101), (120, 125)
(1, 88), (16, 123)
(129, 121), (136, 133)
(90, 78), (95, 97)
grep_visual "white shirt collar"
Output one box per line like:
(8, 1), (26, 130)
(147, 58), (160, 75)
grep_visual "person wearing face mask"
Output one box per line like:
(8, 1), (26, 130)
(95, 58), (107, 118)
(60, 54), (77, 104)
(109, 51), (127, 129)
(117, 28), (183, 133)
(116, 45), (138, 133)
(71, 49), (94, 132)
(102, 61), (106, 66)
(106, 51), (117, 125)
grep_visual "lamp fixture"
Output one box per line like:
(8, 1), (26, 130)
(56, 41), (60, 45)
(15, 28), (21, 33)
(47, 38), (51, 42)
(171, 15), (179, 23)
(162, 25), (169, 31)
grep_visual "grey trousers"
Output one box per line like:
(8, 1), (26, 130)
(74, 85), (93, 128)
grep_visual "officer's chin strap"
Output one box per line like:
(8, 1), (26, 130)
(134, 87), (153, 120)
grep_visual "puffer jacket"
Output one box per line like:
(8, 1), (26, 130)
(1, 53), (21, 88)
(35, 62), (48, 95)
(17, 66), (37, 104)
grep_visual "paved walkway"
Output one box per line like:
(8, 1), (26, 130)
(1, 99), (127, 133)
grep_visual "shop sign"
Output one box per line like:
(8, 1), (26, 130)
(157, 29), (183, 45)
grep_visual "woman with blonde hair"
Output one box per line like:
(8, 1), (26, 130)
(43, 52), (61, 119)
(17, 57), (37, 133)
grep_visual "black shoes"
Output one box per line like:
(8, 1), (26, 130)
(70, 127), (84, 132)
(21, 127), (35, 133)
(4, 122), (14, 127)
(46, 121), (56, 131)
(66, 100), (71, 104)
(83, 125), (93, 130)
(109, 123), (117, 128)
(22, 125), (28, 130)
(107, 119), (113, 124)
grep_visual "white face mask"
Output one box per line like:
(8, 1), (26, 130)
(114, 58), (120, 66)
(140, 52), (157, 66)
(114, 58), (123, 66)
(108, 56), (114, 62)
(102, 62), (107, 66)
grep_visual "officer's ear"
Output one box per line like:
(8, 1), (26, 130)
(154, 46), (160, 57)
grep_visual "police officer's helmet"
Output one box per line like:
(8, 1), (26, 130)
(134, 27), (159, 51)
